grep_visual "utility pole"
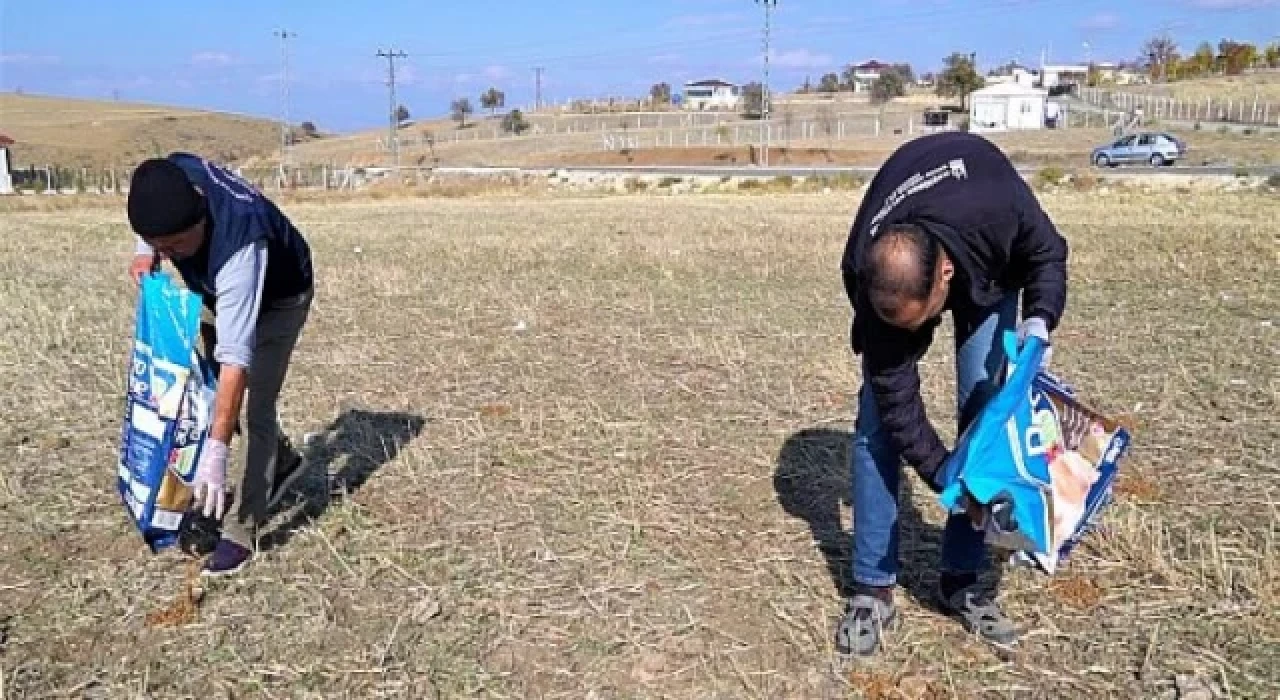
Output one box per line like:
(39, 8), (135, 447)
(756, 0), (777, 167)
(534, 66), (544, 111)
(274, 29), (296, 172)
(377, 48), (408, 169)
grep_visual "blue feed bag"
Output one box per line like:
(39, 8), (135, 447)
(117, 272), (217, 553)
(936, 331), (1132, 574)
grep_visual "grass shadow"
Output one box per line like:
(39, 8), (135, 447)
(259, 409), (426, 552)
(774, 427), (1005, 609)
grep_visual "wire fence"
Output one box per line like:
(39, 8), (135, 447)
(1079, 87), (1278, 126)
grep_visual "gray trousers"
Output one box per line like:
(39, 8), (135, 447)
(200, 289), (312, 548)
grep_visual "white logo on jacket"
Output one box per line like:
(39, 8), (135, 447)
(867, 157), (969, 238)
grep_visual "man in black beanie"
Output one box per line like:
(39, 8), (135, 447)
(127, 152), (315, 577)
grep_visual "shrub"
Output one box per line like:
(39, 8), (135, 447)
(1071, 171), (1100, 191)
(657, 176), (682, 188)
(1266, 173), (1280, 188)
(1036, 166), (1066, 188)
(737, 178), (763, 190)
(771, 175), (795, 189)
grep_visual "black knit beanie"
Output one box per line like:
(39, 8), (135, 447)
(127, 158), (204, 238)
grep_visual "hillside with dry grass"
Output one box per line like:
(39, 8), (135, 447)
(0, 186), (1276, 698)
(1125, 70), (1280, 104)
(0, 92), (281, 169)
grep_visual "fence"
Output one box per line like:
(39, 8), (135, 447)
(1079, 87), (1278, 127)
(361, 112), (936, 163)
(406, 107), (920, 143)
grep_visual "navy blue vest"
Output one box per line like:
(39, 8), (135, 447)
(167, 153), (313, 310)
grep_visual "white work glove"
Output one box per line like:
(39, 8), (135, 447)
(192, 438), (229, 520)
(1017, 316), (1052, 369)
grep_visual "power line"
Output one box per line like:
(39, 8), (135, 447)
(273, 29), (296, 170)
(377, 48), (408, 168)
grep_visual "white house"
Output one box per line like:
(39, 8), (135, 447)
(968, 82), (1048, 132)
(849, 60), (889, 92)
(0, 133), (13, 196)
(1038, 64), (1089, 90)
(986, 65), (1039, 89)
(682, 79), (741, 111)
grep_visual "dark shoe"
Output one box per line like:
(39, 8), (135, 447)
(938, 580), (1018, 648)
(267, 435), (308, 509)
(178, 512), (222, 557)
(201, 539), (252, 578)
(835, 593), (898, 657)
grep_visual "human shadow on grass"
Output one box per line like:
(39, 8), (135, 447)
(259, 409), (426, 552)
(773, 427), (1005, 611)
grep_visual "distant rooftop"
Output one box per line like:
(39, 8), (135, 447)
(685, 79), (737, 88)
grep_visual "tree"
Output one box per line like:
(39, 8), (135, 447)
(799, 75), (812, 93)
(480, 87), (505, 115)
(1140, 34), (1179, 82)
(818, 72), (841, 93)
(451, 98), (474, 127)
(649, 82), (672, 105)
(395, 104), (411, 124)
(501, 109), (530, 134)
(299, 121), (319, 138)
(919, 71), (936, 86)
(889, 63), (915, 85)
(1266, 42), (1280, 69)
(1217, 40), (1258, 75)
(870, 70), (906, 104)
(936, 52), (983, 109)
(1187, 42), (1216, 78)
(740, 81), (764, 118)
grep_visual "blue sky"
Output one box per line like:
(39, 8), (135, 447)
(2, 0), (1276, 132)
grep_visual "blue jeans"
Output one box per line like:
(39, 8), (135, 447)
(850, 292), (1018, 587)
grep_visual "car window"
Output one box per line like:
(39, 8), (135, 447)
(1115, 136), (1136, 147)
(1138, 134), (1156, 146)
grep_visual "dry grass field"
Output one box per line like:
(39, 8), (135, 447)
(286, 123), (1280, 171)
(0, 93), (281, 168)
(0, 188), (1276, 698)
(1125, 71), (1280, 105)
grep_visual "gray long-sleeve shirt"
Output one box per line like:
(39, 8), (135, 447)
(136, 237), (267, 369)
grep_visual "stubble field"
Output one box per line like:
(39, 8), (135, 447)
(0, 187), (1276, 698)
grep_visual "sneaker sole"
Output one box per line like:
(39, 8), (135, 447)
(200, 558), (250, 578)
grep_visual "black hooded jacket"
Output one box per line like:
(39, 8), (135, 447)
(840, 131), (1069, 488)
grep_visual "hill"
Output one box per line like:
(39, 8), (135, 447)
(1121, 70), (1280, 104)
(0, 93), (283, 169)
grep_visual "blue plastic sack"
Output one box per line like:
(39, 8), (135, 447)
(936, 331), (1132, 574)
(117, 272), (217, 552)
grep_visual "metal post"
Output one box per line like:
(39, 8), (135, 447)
(274, 29), (296, 172)
(756, 0), (777, 166)
(377, 48), (408, 169)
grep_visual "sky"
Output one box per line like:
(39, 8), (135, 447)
(1, 0), (1277, 132)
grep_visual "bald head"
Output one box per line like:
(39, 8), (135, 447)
(859, 224), (953, 330)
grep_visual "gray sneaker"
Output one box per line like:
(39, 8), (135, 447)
(835, 594), (898, 657)
(939, 583), (1018, 648)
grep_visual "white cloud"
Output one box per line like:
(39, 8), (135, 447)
(482, 65), (509, 81)
(191, 51), (235, 66)
(1185, 0), (1277, 8)
(666, 12), (746, 28)
(755, 48), (834, 69)
(648, 53), (684, 66)
(1078, 12), (1120, 32)
(0, 53), (60, 65)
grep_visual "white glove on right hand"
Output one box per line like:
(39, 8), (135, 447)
(1016, 316), (1052, 369)
(192, 438), (229, 520)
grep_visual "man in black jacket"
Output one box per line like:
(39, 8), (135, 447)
(835, 132), (1068, 656)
